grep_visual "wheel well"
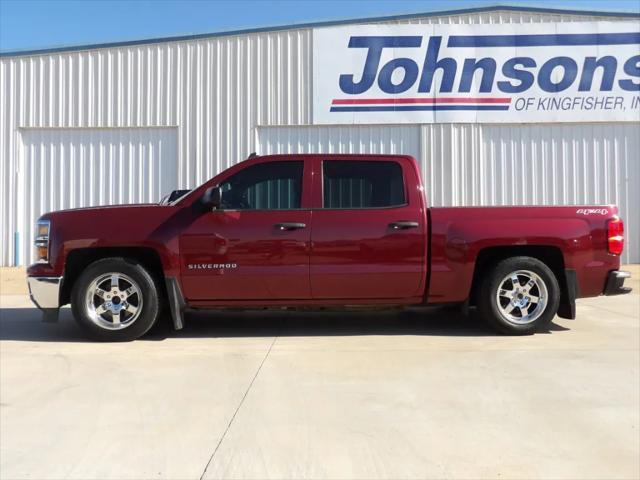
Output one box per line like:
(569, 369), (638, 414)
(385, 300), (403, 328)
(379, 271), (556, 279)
(469, 246), (566, 305)
(60, 247), (166, 305)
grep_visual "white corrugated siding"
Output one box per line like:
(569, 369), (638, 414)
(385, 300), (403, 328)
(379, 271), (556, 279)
(18, 127), (178, 264)
(421, 123), (639, 264)
(0, 9), (636, 265)
(0, 30), (314, 266)
(257, 125), (421, 159)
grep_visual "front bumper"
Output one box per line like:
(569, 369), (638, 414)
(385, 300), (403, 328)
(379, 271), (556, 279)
(27, 276), (62, 309)
(603, 270), (632, 296)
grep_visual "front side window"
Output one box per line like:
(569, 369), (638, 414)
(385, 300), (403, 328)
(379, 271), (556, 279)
(323, 161), (405, 209)
(219, 161), (303, 210)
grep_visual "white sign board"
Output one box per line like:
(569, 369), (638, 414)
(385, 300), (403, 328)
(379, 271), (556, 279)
(313, 22), (640, 124)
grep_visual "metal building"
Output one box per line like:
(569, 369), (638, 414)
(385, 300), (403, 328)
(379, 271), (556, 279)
(1, 5), (639, 266)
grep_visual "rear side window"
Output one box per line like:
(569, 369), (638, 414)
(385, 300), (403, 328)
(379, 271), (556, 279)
(219, 161), (303, 210)
(323, 161), (406, 209)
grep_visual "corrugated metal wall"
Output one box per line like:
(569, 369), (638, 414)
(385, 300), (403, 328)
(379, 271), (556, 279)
(0, 9), (636, 265)
(0, 29), (314, 266)
(257, 125), (421, 159)
(422, 123), (640, 264)
(18, 127), (178, 264)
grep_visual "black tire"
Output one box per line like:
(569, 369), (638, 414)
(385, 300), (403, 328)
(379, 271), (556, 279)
(478, 256), (560, 335)
(71, 257), (161, 341)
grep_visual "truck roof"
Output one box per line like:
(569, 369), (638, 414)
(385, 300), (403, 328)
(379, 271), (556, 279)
(250, 153), (416, 161)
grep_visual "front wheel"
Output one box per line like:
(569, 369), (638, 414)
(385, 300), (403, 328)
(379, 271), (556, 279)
(478, 256), (560, 335)
(71, 258), (161, 341)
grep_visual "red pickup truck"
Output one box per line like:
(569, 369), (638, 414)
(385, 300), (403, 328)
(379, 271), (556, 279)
(27, 154), (631, 341)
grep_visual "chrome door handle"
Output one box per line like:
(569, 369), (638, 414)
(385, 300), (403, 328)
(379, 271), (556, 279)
(389, 221), (419, 230)
(274, 222), (307, 231)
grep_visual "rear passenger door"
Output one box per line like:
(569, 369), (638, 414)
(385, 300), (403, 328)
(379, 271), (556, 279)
(310, 157), (426, 300)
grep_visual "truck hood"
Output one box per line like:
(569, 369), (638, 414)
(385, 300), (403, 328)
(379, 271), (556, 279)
(40, 203), (178, 246)
(40, 203), (161, 217)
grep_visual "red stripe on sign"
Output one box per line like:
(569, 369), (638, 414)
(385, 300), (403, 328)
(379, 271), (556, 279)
(332, 97), (512, 105)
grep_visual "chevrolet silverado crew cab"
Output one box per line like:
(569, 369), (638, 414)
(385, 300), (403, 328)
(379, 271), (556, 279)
(27, 154), (631, 341)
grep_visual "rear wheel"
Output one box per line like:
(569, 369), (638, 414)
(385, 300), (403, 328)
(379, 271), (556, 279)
(478, 256), (560, 335)
(71, 258), (161, 341)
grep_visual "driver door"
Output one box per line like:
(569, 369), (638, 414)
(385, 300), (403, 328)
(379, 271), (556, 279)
(179, 159), (312, 301)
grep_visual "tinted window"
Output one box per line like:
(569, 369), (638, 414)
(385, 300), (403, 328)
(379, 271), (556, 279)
(219, 161), (303, 210)
(323, 161), (405, 209)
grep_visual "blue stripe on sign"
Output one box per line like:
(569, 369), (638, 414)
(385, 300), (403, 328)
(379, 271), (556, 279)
(330, 105), (510, 112)
(447, 32), (640, 48)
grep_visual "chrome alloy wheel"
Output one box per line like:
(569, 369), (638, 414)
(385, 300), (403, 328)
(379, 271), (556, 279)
(85, 273), (143, 330)
(496, 270), (548, 325)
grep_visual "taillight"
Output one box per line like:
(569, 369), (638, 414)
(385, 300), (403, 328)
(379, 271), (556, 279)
(607, 218), (624, 255)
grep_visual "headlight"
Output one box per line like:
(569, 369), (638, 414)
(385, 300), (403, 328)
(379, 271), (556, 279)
(34, 219), (50, 263)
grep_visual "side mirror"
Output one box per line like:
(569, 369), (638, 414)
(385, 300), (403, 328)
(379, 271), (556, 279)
(201, 186), (221, 210)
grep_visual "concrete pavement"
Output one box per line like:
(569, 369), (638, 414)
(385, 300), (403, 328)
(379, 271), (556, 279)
(0, 270), (638, 479)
